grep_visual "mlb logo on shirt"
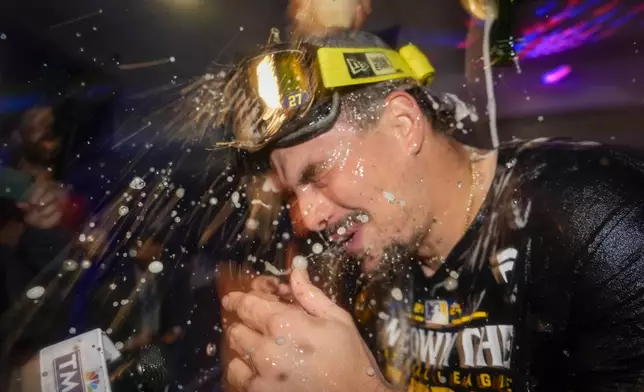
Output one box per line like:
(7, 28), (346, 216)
(424, 300), (449, 326)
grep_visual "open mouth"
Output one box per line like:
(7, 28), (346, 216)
(326, 213), (369, 253)
(331, 231), (354, 246)
(329, 224), (361, 252)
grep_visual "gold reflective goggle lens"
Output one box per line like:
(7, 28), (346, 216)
(217, 42), (436, 152)
(217, 45), (327, 152)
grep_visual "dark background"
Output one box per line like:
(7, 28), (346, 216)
(1, 0), (643, 150)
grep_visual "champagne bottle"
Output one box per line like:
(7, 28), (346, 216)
(490, 0), (521, 67)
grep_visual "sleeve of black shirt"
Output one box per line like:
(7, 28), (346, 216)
(527, 146), (644, 391)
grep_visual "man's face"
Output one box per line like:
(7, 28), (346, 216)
(271, 93), (432, 273)
(21, 107), (60, 164)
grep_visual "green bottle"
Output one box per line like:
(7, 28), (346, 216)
(491, 0), (521, 67)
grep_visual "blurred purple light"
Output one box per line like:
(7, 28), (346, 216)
(542, 65), (572, 84)
(515, 0), (643, 59)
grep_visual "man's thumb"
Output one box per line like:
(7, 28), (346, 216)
(290, 267), (347, 321)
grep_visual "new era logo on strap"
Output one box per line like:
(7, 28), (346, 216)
(344, 53), (372, 78)
(343, 52), (398, 79)
(346, 58), (370, 75)
(365, 52), (396, 75)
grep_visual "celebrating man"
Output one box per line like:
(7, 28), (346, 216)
(215, 29), (644, 392)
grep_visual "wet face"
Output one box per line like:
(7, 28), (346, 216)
(271, 92), (436, 273)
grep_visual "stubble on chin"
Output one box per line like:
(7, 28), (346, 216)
(359, 244), (412, 283)
(307, 233), (423, 306)
(360, 253), (380, 274)
(358, 228), (433, 282)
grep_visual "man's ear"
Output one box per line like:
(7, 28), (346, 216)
(382, 91), (425, 155)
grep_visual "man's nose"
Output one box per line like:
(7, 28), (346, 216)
(296, 189), (331, 233)
(289, 198), (310, 238)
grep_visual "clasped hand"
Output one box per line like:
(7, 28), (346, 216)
(222, 267), (390, 392)
(18, 179), (66, 230)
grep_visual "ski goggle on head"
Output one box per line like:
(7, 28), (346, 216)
(215, 40), (436, 152)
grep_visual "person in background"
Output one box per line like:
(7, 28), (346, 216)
(0, 106), (77, 390)
(0, 107), (73, 314)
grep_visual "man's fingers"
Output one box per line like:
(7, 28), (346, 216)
(38, 200), (59, 217)
(16, 202), (30, 210)
(277, 283), (295, 302)
(290, 268), (350, 322)
(247, 379), (277, 392)
(25, 210), (62, 229)
(250, 275), (295, 303)
(228, 323), (267, 372)
(227, 357), (254, 392)
(250, 275), (280, 294)
(38, 190), (58, 207)
(249, 290), (280, 303)
(223, 292), (286, 335)
(22, 187), (64, 229)
(227, 322), (265, 361)
(27, 184), (45, 205)
(38, 211), (63, 229)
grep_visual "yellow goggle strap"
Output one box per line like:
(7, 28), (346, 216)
(316, 43), (435, 89)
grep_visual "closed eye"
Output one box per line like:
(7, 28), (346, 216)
(298, 162), (325, 186)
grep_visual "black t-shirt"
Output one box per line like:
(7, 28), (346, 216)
(355, 139), (644, 392)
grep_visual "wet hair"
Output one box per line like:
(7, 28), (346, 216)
(302, 31), (454, 134)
